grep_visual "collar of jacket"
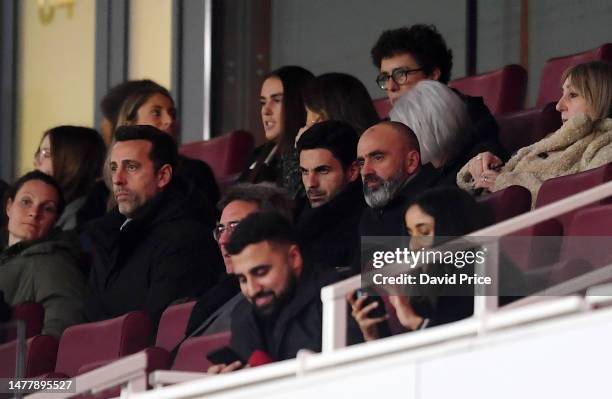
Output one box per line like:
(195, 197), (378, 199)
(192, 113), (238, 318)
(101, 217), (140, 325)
(375, 163), (439, 216)
(297, 180), (365, 238)
(0, 229), (79, 264)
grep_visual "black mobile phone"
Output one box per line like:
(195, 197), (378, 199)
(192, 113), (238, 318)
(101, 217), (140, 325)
(354, 288), (387, 318)
(353, 288), (392, 338)
(206, 346), (245, 366)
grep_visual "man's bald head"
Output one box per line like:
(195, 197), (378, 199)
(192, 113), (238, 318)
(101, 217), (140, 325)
(362, 121), (420, 154)
(357, 121), (421, 208)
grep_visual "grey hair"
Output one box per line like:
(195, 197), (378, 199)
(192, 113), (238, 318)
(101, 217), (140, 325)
(389, 80), (471, 167)
(218, 182), (294, 223)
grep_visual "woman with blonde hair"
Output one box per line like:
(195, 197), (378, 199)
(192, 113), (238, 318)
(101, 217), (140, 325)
(458, 61), (612, 205)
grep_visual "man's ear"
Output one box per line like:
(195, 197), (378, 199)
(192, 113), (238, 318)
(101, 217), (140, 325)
(287, 244), (304, 277)
(156, 164), (173, 189)
(429, 67), (441, 82)
(404, 149), (421, 175)
(346, 161), (360, 183)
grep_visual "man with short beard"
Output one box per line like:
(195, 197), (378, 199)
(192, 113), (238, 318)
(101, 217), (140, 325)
(296, 121), (365, 274)
(209, 212), (361, 372)
(357, 121), (439, 237)
(84, 125), (223, 329)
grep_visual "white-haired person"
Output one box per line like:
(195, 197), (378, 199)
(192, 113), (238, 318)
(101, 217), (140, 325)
(390, 80), (506, 186)
(457, 61), (612, 206)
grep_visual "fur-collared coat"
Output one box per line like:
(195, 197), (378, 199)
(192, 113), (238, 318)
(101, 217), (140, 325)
(457, 115), (612, 206)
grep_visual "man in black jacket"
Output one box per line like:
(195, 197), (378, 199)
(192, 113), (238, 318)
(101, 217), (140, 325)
(358, 121), (439, 238)
(84, 125), (223, 327)
(296, 121), (365, 274)
(208, 212), (361, 373)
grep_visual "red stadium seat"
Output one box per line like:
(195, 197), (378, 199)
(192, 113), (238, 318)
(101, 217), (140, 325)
(537, 43), (612, 108)
(535, 162), (612, 232)
(179, 130), (254, 189)
(10, 302), (44, 338)
(0, 334), (58, 378)
(496, 102), (562, 155)
(373, 97), (392, 120)
(172, 331), (231, 372)
(53, 311), (151, 377)
(477, 185), (532, 224)
(155, 301), (196, 352)
(559, 204), (612, 267)
(449, 64), (527, 115)
(497, 43), (612, 156)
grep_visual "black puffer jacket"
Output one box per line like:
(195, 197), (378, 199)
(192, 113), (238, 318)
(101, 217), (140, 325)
(297, 181), (365, 272)
(84, 181), (224, 327)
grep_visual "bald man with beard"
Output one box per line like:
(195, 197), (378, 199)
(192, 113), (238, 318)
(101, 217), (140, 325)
(357, 121), (439, 237)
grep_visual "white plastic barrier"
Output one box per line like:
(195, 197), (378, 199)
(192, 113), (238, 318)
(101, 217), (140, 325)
(126, 294), (610, 399)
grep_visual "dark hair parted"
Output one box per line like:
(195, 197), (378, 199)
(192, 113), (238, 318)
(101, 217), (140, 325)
(217, 182), (293, 223)
(303, 73), (380, 134)
(408, 187), (491, 241)
(371, 24), (453, 84)
(39, 126), (106, 204)
(6, 171), (66, 217)
(296, 120), (359, 169)
(266, 66), (314, 151)
(226, 211), (297, 256)
(100, 80), (169, 133)
(113, 125), (178, 172)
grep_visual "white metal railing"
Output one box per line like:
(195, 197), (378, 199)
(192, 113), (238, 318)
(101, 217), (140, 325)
(321, 180), (612, 352)
(25, 351), (148, 399)
(128, 293), (602, 399)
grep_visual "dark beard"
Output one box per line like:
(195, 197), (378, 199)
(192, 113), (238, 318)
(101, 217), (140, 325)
(252, 273), (298, 321)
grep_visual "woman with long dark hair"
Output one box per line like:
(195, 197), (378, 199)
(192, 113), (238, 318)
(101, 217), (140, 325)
(34, 126), (106, 230)
(240, 66), (314, 198)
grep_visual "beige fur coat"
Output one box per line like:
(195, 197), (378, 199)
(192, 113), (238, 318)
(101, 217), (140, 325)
(457, 115), (612, 206)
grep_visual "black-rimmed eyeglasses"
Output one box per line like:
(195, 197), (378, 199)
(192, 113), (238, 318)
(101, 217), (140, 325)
(375, 67), (424, 90)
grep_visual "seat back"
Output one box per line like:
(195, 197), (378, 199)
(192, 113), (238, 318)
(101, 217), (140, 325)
(559, 204), (612, 266)
(179, 130), (254, 187)
(54, 311), (150, 377)
(0, 335), (58, 378)
(449, 64), (527, 115)
(537, 43), (612, 107)
(155, 301), (196, 352)
(535, 162), (612, 231)
(478, 185), (532, 224)
(10, 302), (44, 338)
(373, 97), (392, 120)
(496, 102), (562, 156)
(172, 331), (231, 372)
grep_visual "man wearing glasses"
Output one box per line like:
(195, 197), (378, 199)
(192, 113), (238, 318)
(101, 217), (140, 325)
(183, 183), (293, 338)
(371, 24), (503, 159)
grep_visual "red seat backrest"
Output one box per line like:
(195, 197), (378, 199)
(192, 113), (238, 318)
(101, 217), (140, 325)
(0, 335), (58, 378)
(449, 64), (528, 115)
(172, 331), (231, 372)
(478, 185), (532, 224)
(535, 162), (612, 231)
(155, 301), (196, 352)
(179, 130), (254, 185)
(560, 204), (612, 266)
(537, 43), (612, 107)
(373, 97), (392, 120)
(54, 311), (150, 377)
